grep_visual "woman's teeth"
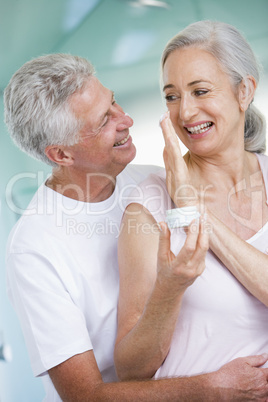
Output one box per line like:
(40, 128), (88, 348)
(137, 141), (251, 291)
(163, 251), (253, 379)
(114, 134), (129, 147)
(186, 122), (212, 134)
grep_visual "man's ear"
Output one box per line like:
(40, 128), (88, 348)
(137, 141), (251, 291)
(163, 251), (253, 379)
(238, 76), (256, 112)
(45, 145), (74, 166)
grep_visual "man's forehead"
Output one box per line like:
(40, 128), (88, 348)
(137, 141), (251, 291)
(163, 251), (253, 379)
(69, 78), (113, 133)
(70, 78), (111, 109)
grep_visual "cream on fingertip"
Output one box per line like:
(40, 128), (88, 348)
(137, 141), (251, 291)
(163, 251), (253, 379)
(159, 111), (169, 124)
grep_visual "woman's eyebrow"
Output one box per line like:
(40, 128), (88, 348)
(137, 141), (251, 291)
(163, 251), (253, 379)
(163, 80), (212, 92)
(162, 83), (175, 92)
(187, 79), (212, 86)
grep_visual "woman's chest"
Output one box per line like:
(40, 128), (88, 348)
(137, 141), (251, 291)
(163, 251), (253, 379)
(204, 186), (268, 239)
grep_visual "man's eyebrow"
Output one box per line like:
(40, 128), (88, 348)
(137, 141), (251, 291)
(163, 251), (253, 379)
(95, 91), (115, 128)
(163, 80), (211, 92)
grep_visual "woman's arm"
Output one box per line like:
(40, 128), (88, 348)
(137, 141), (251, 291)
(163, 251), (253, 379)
(160, 112), (268, 306)
(208, 211), (268, 306)
(114, 202), (208, 380)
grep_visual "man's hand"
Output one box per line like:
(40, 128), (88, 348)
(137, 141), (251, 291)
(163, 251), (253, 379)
(211, 354), (268, 401)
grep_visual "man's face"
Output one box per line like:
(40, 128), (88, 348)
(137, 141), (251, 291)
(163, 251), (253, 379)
(68, 77), (136, 177)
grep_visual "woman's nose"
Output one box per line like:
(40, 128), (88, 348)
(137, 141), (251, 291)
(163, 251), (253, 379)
(179, 96), (197, 122)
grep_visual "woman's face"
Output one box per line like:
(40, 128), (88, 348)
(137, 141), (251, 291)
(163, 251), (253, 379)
(162, 46), (245, 157)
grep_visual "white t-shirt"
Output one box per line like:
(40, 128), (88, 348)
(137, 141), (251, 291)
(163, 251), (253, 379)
(6, 164), (162, 402)
(129, 153), (268, 378)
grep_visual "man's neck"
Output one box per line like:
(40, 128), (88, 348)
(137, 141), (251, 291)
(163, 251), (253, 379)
(45, 167), (117, 203)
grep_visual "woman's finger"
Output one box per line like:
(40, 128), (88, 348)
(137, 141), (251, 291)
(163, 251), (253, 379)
(160, 112), (197, 208)
(175, 219), (200, 263)
(160, 113), (187, 178)
(163, 147), (170, 171)
(157, 222), (171, 261)
(160, 114), (182, 157)
(187, 217), (209, 270)
(160, 112), (172, 146)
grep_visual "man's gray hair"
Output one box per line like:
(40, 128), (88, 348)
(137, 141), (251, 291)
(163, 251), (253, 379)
(161, 20), (266, 154)
(4, 53), (95, 166)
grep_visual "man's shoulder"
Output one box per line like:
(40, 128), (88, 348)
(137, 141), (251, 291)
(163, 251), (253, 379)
(6, 184), (57, 255)
(120, 164), (164, 185)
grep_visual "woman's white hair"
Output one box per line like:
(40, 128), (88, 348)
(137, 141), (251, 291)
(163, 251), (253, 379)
(4, 53), (95, 166)
(161, 20), (266, 153)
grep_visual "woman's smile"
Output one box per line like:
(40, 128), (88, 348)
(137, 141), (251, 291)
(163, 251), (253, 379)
(184, 121), (213, 138)
(163, 47), (244, 155)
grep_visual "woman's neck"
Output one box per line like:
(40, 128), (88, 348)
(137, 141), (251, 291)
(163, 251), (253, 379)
(185, 149), (259, 193)
(184, 150), (267, 239)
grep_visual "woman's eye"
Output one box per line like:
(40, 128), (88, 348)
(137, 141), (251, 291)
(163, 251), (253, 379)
(194, 89), (208, 96)
(165, 94), (179, 102)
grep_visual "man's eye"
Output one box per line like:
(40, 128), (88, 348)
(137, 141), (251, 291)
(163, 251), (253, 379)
(96, 117), (109, 133)
(111, 93), (117, 105)
(102, 117), (109, 127)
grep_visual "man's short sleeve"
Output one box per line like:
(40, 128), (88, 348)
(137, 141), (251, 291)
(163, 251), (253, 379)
(6, 251), (93, 376)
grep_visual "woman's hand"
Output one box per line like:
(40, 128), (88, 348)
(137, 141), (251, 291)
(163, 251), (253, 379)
(160, 112), (197, 207)
(156, 218), (209, 297)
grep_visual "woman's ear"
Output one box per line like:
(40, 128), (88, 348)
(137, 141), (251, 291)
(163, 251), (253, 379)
(238, 76), (256, 112)
(45, 145), (74, 167)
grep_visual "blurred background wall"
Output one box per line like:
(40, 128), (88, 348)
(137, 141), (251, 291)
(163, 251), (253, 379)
(0, 0), (267, 400)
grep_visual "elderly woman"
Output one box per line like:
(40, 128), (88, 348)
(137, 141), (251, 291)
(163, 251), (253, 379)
(114, 20), (268, 381)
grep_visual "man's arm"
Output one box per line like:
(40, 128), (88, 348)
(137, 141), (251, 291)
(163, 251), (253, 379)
(49, 350), (268, 401)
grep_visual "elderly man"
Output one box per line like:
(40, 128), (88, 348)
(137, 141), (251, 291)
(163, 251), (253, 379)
(4, 54), (268, 401)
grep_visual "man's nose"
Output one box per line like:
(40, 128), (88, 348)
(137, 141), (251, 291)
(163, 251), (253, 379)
(123, 112), (134, 127)
(112, 104), (133, 129)
(117, 112), (133, 130)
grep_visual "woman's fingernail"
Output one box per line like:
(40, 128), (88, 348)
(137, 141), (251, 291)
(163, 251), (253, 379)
(159, 111), (169, 123)
(157, 222), (163, 232)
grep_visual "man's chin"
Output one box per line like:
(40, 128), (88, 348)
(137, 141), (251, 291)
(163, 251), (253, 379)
(129, 145), (137, 163)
